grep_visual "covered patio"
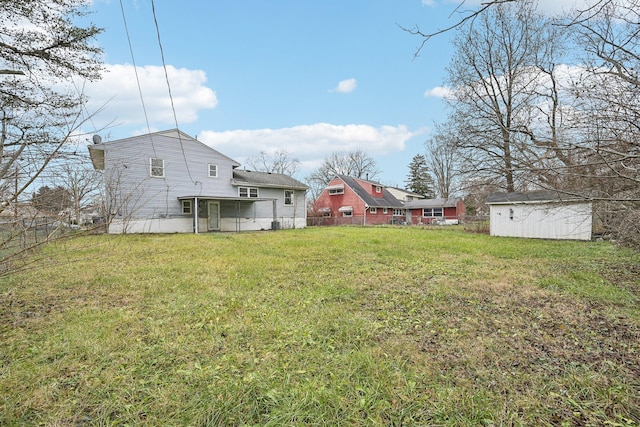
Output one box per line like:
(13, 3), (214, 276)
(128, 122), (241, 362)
(178, 196), (280, 233)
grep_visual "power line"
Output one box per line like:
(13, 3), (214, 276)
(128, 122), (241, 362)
(150, 0), (195, 184)
(118, 0), (157, 158)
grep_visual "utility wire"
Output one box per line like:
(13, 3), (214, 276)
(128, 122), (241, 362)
(118, 0), (157, 158)
(150, 0), (195, 184)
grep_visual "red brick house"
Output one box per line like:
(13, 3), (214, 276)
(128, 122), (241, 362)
(311, 175), (405, 225)
(403, 197), (465, 225)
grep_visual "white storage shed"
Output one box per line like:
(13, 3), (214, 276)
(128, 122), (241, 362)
(486, 191), (593, 241)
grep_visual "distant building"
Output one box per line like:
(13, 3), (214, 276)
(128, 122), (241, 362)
(311, 175), (464, 226)
(404, 198), (465, 225)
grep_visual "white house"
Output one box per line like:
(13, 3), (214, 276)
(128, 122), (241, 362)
(486, 191), (593, 241)
(88, 129), (308, 233)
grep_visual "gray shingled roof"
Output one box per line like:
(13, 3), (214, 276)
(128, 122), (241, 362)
(232, 169), (308, 190)
(403, 198), (461, 209)
(486, 190), (585, 204)
(338, 175), (404, 208)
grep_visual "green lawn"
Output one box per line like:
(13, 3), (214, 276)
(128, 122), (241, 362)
(1, 226), (639, 426)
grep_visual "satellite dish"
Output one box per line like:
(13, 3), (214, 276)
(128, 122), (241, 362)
(92, 134), (102, 144)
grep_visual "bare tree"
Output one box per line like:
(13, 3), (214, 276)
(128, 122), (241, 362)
(246, 149), (300, 176)
(561, 0), (640, 246)
(402, 0), (517, 58)
(305, 150), (380, 201)
(0, 0), (103, 273)
(48, 157), (102, 225)
(424, 126), (464, 199)
(444, 0), (560, 192)
(407, 0), (640, 246)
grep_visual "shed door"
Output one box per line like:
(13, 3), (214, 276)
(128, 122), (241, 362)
(207, 201), (220, 231)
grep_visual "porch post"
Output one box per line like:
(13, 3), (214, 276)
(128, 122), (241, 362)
(194, 197), (199, 234)
(272, 199), (278, 230)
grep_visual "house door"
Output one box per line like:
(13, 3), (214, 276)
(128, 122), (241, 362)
(207, 201), (220, 231)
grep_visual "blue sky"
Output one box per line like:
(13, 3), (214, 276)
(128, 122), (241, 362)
(83, 0), (580, 187)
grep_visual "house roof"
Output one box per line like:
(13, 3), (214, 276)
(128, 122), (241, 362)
(87, 128), (242, 171)
(386, 186), (426, 199)
(337, 175), (404, 208)
(486, 190), (587, 204)
(232, 170), (308, 190)
(404, 197), (462, 209)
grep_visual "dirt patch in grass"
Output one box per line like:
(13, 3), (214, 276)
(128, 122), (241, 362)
(599, 261), (640, 296)
(361, 276), (640, 424)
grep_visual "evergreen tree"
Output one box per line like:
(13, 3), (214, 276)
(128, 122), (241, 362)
(405, 154), (435, 198)
(32, 186), (72, 215)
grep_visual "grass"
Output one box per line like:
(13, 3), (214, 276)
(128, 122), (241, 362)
(1, 226), (639, 426)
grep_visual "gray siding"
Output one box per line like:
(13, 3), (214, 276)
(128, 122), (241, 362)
(96, 130), (308, 232)
(103, 132), (239, 219)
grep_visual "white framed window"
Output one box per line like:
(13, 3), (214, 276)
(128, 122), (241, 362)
(329, 188), (344, 195)
(375, 186), (382, 193)
(383, 208), (388, 214)
(393, 208), (404, 216)
(181, 200), (192, 214)
(370, 207), (377, 214)
(239, 187), (259, 198)
(208, 164), (218, 178)
(343, 211), (353, 217)
(284, 190), (294, 206)
(423, 208), (443, 217)
(150, 158), (164, 177)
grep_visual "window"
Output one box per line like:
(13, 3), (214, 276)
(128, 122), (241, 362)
(423, 208), (444, 217)
(284, 190), (294, 206)
(375, 186), (382, 193)
(369, 207), (377, 214)
(150, 158), (164, 177)
(181, 200), (192, 214)
(383, 208), (388, 214)
(208, 164), (218, 178)
(343, 211), (353, 217)
(329, 188), (344, 195)
(393, 208), (404, 216)
(239, 187), (259, 198)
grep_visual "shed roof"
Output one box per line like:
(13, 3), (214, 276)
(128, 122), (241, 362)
(486, 190), (587, 204)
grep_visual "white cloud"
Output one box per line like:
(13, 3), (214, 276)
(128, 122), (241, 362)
(424, 86), (453, 99)
(422, 0), (436, 6)
(441, 0), (591, 16)
(332, 78), (357, 93)
(84, 63), (217, 129)
(198, 123), (417, 174)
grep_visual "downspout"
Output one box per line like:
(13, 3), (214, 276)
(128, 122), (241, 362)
(194, 197), (199, 234)
(364, 205), (368, 226)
